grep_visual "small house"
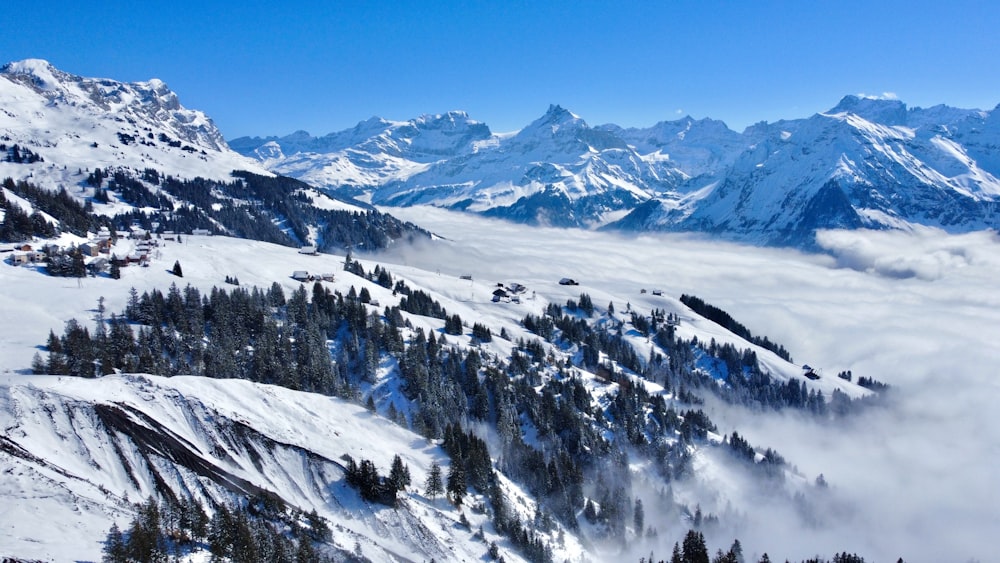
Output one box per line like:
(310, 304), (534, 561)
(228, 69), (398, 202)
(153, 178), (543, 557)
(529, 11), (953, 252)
(320, 273), (336, 282)
(86, 258), (108, 275)
(492, 288), (510, 303)
(651, 289), (663, 296)
(460, 274), (473, 281)
(292, 270), (310, 282)
(79, 243), (100, 257)
(299, 246), (318, 255)
(191, 228), (211, 236)
(559, 278), (579, 286)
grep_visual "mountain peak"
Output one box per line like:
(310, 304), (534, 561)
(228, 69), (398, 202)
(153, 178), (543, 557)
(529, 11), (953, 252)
(828, 94), (908, 125)
(544, 104), (579, 121)
(412, 110), (480, 129)
(1, 58), (56, 74)
(1, 58), (65, 91)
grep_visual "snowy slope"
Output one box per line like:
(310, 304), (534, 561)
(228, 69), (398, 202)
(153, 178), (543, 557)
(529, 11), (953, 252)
(0, 59), (270, 192)
(0, 373), (532, 562)
(0, 228), (871, 561)
(3, 206), (999, 561)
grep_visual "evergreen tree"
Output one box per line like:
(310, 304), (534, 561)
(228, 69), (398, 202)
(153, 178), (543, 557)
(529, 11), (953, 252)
(682, 529), (709, 563)
(102, 522), (127, 563)
(670, 543), (683, 563)
(425, 461), (444, 500)
(71, 248), (86, 278)
(633, 498), (645, 535)
(31, 352), (47, 374)
(389, 454), (412, 491)
(447, 462), (467, 505)
(172, 260), (183, 277)
(126, 497), (165, 563)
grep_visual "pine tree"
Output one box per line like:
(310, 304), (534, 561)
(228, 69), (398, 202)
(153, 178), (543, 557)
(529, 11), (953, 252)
(634, 498), (645, 535)
(172, 260), (183, 277)
(31, 352), (47, 374)
(447, 462), (467, 505)
(682, 529), (709, 563)
(102, 522), (127, 563)
(671, 543), (683, 563)
(389, 454), (411, 491)
(425, 461), (444, 500)
(71, 248), (86, 278)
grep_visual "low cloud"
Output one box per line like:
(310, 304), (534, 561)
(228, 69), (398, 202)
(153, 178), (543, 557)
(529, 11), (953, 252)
(380, 208), (1000, 562)
(816, 227), (1000, 281)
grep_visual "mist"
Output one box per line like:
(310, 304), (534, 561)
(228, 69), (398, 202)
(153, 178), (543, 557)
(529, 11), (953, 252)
(381, 208), (1000, 562)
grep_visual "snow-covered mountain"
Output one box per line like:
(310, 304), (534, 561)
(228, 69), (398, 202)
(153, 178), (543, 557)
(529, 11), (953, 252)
(0, 59), (269, 184)
(612, 95), (1000, 247)
(234, 105), (687, 227)
(0, 60), (427, 253)
(229, 111), (493, 193)
(235, 96), (1000, 246)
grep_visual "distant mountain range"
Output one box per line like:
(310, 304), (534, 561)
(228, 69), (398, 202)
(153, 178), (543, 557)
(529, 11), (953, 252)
(3, 58), (999, 249)
(233, 96), (1000, 248)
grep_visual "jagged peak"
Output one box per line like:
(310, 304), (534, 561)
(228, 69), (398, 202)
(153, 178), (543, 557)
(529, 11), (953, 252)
(410, 110), (487, 131)
(519, 104), (587, 135)
(827, 94), (909, 125)
(544, 103), (580, 122)
(1, 58), (67, 91)
(414, 109), (471, 123)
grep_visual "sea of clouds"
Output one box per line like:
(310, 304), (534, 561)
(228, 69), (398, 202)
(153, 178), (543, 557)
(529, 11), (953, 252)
(384, 208), (1000, 562)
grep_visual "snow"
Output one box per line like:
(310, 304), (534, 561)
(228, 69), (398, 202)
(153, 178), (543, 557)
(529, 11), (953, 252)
(0, 59), (270, 190)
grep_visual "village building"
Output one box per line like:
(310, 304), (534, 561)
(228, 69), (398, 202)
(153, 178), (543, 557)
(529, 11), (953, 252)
(79, 242), (100, 257)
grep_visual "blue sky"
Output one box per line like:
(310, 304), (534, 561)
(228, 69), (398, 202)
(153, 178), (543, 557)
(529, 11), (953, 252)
(3, 1), (998, 138)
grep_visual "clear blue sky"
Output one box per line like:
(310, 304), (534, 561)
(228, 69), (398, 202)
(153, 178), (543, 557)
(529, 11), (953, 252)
(3, 1), (998, 138)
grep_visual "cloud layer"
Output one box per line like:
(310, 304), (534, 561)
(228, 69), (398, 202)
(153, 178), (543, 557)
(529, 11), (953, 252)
(383, 208), (1000, 562)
